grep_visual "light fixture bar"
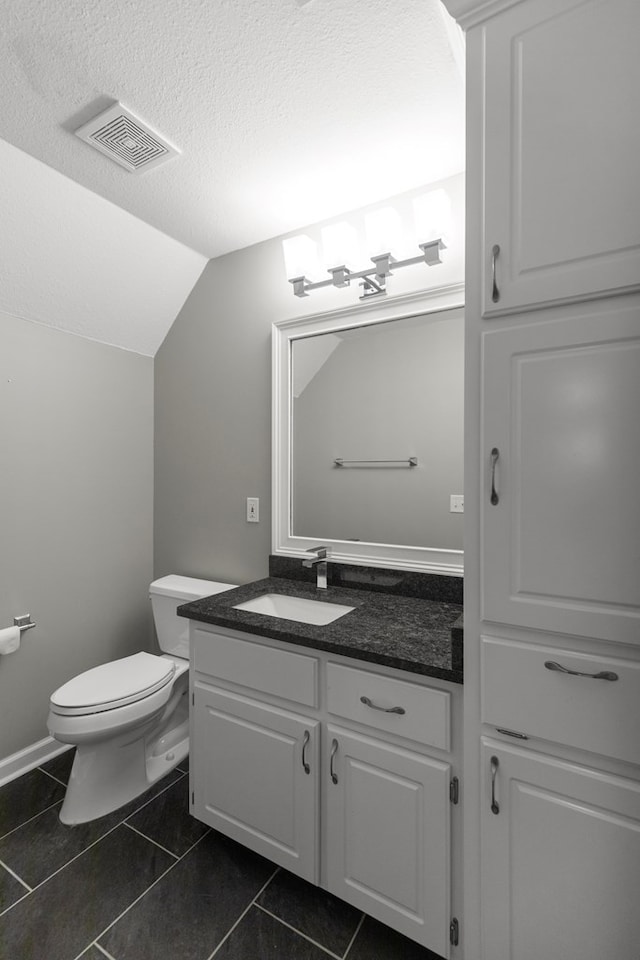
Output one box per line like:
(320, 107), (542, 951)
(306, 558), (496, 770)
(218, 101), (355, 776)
(289, 238), (446, 298)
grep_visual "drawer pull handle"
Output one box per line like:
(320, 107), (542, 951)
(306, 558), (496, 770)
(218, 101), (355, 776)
(360, 696), (406, 715)
(301, 730), (311, 774)
(490, 447), (500, 505)
(544, 660), (618, 682)
(330, 738), (339, 784)
(490, 755), (500, 815)
(491, 244), (500, 302)
(496, 727), (529, 740)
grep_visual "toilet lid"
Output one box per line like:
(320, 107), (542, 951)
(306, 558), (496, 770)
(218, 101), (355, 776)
(50, 652), (176, 714)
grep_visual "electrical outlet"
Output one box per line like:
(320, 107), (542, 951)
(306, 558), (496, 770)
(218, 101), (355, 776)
(246, 497), (259, 522)
(450, 495), (464, 514)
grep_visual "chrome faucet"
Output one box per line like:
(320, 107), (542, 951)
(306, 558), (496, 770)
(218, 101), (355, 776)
(302, 545), (329, 590)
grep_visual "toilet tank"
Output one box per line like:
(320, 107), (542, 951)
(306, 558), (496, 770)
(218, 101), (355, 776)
(149, 575), (237, 660)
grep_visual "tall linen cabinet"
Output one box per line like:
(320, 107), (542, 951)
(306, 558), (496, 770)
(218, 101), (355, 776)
(442, 0), (640, 957)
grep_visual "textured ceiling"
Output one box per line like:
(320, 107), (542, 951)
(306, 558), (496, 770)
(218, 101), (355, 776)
(0, 0), (464, 259)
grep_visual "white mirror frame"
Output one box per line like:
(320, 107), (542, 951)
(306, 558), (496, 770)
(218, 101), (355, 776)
(272, 284), (465, 575)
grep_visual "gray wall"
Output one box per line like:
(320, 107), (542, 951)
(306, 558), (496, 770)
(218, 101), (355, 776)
(292, 313), (464, 549)
(154, 243), (276, 586)
(154, 176), (464, 585)
(0, 313), (153, 760)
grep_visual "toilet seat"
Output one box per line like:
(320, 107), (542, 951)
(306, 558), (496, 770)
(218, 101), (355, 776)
(50, 652), (176, 717)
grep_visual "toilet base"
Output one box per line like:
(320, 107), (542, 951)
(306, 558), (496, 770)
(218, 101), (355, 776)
(59, 700), (189, 825)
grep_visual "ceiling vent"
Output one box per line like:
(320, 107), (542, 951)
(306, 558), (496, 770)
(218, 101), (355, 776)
(75, 102), (180, 173)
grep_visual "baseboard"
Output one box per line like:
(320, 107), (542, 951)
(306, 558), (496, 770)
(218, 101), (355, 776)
(0, 736), (73, 788)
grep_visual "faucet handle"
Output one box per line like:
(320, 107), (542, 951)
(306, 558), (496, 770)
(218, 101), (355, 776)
(306, 545), (328, 559)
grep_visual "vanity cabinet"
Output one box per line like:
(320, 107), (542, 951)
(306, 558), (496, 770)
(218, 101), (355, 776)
(190, 624), (459, 957)
(478, 0), (640, 317)
(325, 725), (451, 955)
(191, 683), (319, 882)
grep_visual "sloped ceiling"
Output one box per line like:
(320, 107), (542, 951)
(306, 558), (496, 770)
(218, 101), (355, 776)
(0, 0), (464, 354)
(0, 138), (207, 356)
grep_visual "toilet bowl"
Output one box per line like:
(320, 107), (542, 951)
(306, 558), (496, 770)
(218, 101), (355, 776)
(47, 575), (236, 825)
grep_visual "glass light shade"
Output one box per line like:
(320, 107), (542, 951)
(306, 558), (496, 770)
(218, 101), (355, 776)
(321, 222), (360, 269)
(282, 234), (321, 280)
(364, 207), (404, 258)
(413, 189), (453, 246)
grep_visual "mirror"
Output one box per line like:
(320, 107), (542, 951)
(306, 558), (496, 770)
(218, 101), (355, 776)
(273, 287), (465, 574)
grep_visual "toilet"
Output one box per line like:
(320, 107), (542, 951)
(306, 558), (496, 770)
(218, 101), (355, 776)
(47, 574), (236, 825)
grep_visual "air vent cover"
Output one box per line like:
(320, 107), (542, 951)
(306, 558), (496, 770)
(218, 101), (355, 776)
(75, 102), (180, 173)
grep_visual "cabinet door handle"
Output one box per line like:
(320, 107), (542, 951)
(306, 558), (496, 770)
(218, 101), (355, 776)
(490, 447), (500, 505)
(491, 244), (500, 302)
(301, 730), (311, 774)
(544, 660), (619, 682)
(490, 755), (500, 815)
(360, 695), (406, 715)
(330, 738), (339, 784)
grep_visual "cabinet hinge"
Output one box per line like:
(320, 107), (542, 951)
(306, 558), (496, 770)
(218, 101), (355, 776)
(450, 777), (459, 805)
(191, 692), (194, 706)
(450, 917), (459, 946)
(191, 791), (195, 806)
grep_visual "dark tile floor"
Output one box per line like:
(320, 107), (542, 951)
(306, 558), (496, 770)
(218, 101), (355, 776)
(0, 751), (442, 960)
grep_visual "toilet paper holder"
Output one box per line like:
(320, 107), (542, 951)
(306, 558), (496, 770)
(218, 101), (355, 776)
(13, 615), (36, 633)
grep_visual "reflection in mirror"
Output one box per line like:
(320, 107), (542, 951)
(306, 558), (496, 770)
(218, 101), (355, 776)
(291, 310), (464, 550)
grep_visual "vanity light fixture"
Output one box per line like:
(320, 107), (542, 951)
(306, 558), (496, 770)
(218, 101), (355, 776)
(289, 238), (446, 300)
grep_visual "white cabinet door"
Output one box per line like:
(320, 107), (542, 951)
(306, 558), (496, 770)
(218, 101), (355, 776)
(480, 739), (640, 960)
(480, 0), (640, 316)
(192, 682), (319, 882)
(481, 303), (640, 643)
(325, 725), (451, 957)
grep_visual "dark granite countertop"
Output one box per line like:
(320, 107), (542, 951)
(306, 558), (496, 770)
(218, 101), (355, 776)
(178, 577), (463, 684)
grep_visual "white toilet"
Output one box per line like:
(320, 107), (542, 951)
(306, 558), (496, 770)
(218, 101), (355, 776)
(47, 574), (236, 825)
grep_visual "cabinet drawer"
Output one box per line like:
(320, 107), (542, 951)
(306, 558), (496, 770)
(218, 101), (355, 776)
(481, 636), (640, 765)
(326, 662), (450, 751)
(193, 629), (318, 707)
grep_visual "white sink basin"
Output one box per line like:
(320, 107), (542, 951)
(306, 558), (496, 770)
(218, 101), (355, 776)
(233, 593), (354, 626)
